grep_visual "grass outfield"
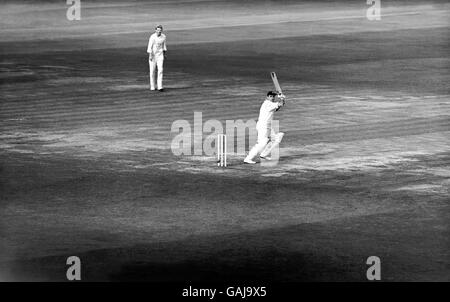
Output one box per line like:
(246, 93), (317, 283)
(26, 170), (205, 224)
(0, 0), (449, 281)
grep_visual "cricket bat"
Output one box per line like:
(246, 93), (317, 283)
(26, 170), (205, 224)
(270, 72), (283, 94)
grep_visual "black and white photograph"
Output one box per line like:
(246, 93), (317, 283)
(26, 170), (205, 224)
(0, 0), (449, 290)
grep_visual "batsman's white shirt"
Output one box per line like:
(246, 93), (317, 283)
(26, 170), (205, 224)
(147, 33), (167, 56)
(256, 99), (282, 129)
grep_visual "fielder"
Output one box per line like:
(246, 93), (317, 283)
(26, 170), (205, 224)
(147, 25), (167, 91)
(244, 91), (286, 164)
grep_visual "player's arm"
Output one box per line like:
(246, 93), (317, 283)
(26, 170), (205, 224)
(275, 93), (286, 111)
(163, 35), (167, 56)
(147, 36), (154, 59)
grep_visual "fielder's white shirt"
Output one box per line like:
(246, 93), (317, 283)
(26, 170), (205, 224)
(256, 99), (282, 129)
(147, 33), (167, 56)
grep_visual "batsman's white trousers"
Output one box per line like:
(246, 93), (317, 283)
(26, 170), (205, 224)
(149, 54), (164, 90)
(246, 127), (276, 160)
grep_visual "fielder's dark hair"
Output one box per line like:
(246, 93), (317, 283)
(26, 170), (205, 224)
(267, 91), (277, 97)
(155, 25), (163, 30)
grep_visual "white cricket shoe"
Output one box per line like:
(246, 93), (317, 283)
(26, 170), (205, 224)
(244, 158), (257, 164)
(260, 155), (272, 160)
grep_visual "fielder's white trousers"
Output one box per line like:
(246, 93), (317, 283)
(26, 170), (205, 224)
(149, 54), (164, 90)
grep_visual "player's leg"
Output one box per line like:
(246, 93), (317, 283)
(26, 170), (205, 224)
(244, 128), (269, 164)
(149, 58), (157, 90)
(259, 141), (273, 159)
(156, 55), (164, 90)
(260, 130), (284, 159)
(260, 128), (275, 158)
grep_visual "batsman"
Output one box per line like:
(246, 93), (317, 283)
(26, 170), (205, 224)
(244, 89), (286, 164)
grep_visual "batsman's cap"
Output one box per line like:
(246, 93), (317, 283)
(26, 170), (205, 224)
(267, 91), (277, 97)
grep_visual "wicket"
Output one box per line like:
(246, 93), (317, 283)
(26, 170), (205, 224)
(217, 134), (227, 167)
